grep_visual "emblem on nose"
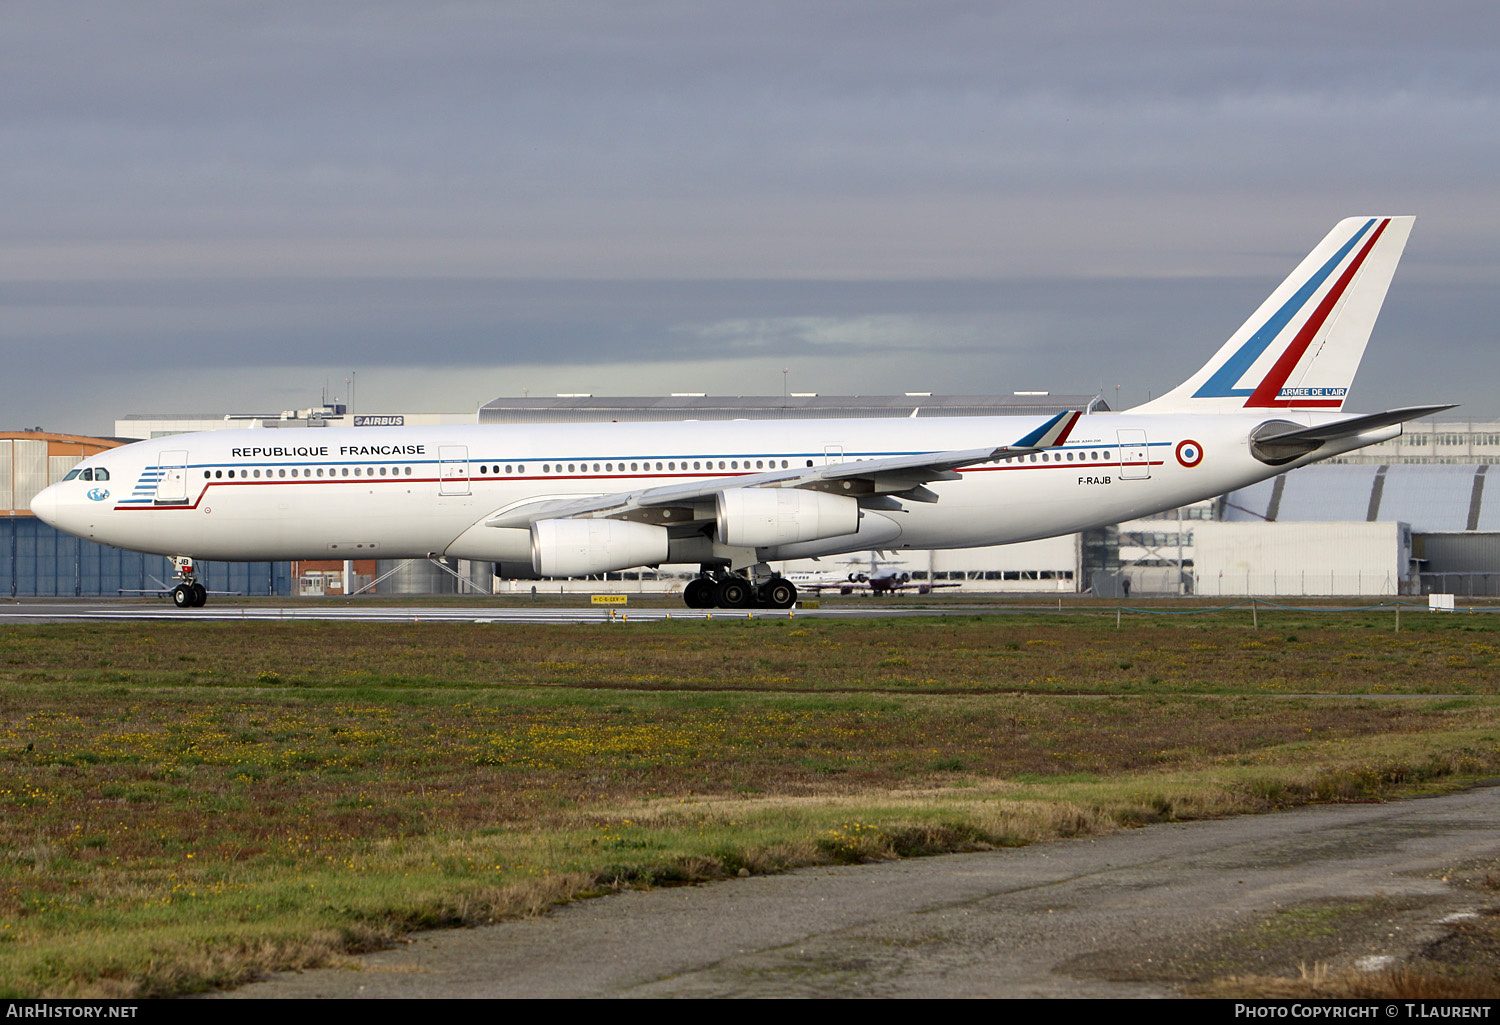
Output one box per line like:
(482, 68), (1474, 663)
(87, 488), (110, 502)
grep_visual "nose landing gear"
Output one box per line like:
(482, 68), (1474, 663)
(169, 557), (208, 608)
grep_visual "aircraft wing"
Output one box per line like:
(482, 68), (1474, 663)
(485, 410), (1082, 529)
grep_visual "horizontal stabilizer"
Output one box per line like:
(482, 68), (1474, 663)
(1260, 404), (1455, 444)
(1250, 404), (1455, 465)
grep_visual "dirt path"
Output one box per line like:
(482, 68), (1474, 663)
(217, 785), (1500, 998)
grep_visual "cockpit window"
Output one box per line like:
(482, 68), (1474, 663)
(63, 469), (81, 481)
(80, 468), (93, 481)
(94, 468), (109, 481)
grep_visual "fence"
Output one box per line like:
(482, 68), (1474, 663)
(1193, 569), (1401, 597)
(1419, 572), (1500, 597)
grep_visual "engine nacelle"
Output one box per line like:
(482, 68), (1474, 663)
(530, 518), (669, 577)
(715, 488), (860, 548)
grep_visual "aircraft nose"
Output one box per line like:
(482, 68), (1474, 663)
(30, 484), (59, 526)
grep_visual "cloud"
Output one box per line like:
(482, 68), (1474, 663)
(2, 2), (1499, 433)
(672, 314), (1017, 357)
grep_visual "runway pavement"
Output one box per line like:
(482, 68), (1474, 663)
(0, 599), (1004, 624)
(216, 785), (1500, 999)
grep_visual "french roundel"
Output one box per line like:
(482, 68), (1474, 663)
(1175, 439), (1204, 468)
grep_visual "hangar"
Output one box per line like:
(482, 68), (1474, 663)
(1114, 421), (1500, 597)
(1, 430), (291, 598)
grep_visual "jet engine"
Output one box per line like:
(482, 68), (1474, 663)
(530, 518), (669, 577)
(715, 489), (860, 548)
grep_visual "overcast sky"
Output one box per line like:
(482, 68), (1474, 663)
(4, 1), (1497, 435)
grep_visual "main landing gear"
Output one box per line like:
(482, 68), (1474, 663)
(683, 572), (797, 610)
(169, 557), (208, 609)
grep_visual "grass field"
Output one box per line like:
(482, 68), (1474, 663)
(3, 607), (1500, 996)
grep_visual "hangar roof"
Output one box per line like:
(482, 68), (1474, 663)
(479, 393), (1108, 424)
(1224, 464), (1500, 533)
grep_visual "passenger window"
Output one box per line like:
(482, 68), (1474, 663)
(379, 466), (388, 476)
(200, 471), (208, 480)
(757, 460), (764, 469)
(730, 461), (738, 469)
(278, 468), (287, 477)
(291, 468), (298, 477)
(215, 470), (223, 478)
(513, 465), (521, 474)
(693, 461), (701, 470)
(354, 467), (361, 477)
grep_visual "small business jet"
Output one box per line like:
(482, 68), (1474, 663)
(33, 217), (1450, 610)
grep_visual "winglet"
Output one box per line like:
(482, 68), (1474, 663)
(1011, 410), (1082, 450)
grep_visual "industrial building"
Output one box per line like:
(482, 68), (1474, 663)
(1, 431), (289, 597)
(478, 392), (1108, 424)
(115, 405), (473, 440)
(1110, 423), (1500, 598)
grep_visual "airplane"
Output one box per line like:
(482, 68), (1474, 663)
(32, 216), (1451, 611)
(787, 556), (962, 595)
(830, 571), (960, 596)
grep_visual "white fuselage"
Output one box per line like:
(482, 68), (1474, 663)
(30, 411), (1384, 567)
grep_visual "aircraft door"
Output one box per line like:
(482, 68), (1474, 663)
(155, 450), (189, 504)
(438, 445), (471, 496)
(823, 445), (845, 466)
(1116, 430), (1151, 480)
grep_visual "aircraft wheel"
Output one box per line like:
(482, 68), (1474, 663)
(171, 584), (194, 609)
(716, 577), (752, 608)
(683, 578), (714, 609)
(760, 579), (797, 609)
(191, 582), (208, 607)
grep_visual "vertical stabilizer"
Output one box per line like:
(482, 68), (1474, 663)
(1133, 217), (1414, 414)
